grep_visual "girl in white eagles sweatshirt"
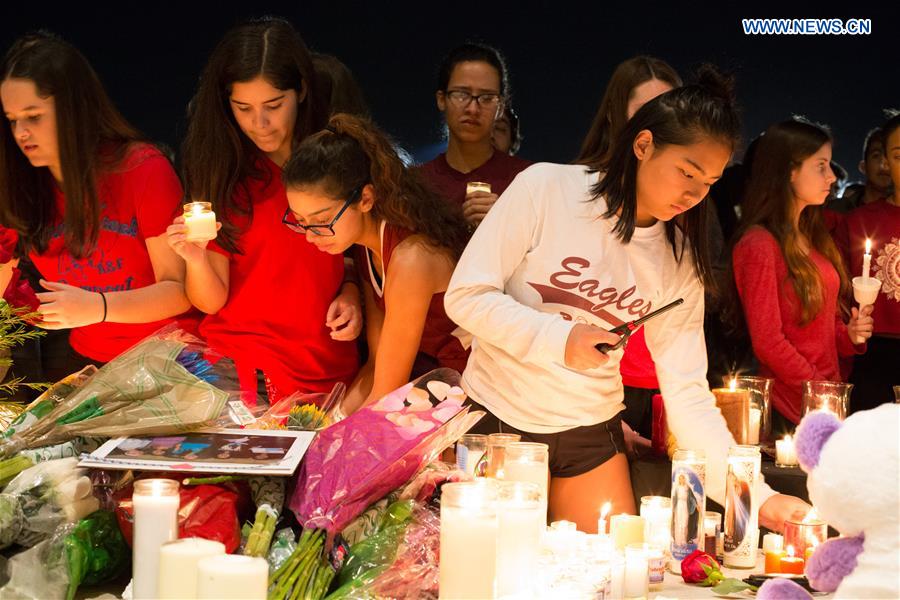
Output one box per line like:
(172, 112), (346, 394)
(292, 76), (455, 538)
(445, 66), (809, 533)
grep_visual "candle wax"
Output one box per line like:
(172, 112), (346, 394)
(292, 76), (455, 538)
(780, 556), (805, 575)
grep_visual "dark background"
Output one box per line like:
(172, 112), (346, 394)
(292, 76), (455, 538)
(2, 3), (896, 174)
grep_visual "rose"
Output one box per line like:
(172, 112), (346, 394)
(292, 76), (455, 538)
(681, 550), (724, 586)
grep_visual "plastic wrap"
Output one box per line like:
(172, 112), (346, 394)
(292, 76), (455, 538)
(251, 383), (345, 431)
(266, 527), (298, 572)
(0, 527), (70, 600)
(0, 457), (98, 550)
(289, 369), (483, 534)
(0, 325), (240, 457)
(326, 504), (441, 600)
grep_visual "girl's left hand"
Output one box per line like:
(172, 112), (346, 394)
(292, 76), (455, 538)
(35, 279), (104, 329)
(759, 493), (811, 533)
(326, 282), (363, 341)
(847, 304), (874, 344)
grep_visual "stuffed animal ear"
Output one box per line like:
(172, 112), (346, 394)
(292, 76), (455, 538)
(795, 411), (842, 471)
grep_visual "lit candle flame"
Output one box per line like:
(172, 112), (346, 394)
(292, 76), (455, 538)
(865, 238), (871, 255)
(600, 502), (611, 519)
(192, 204), (204, 217)
(786, 544), (796, 558)
(729, 378), (737, 392)
(803, 508), (819, 523)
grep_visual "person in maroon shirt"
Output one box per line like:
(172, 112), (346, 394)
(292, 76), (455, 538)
(282, 113), (470, 416)
(835, 114), (900, 411)
(0, 32), (191, 380)
(417, 42), (531, 227)
(167, 18), (361, 404)
(730, 118), (873, 427)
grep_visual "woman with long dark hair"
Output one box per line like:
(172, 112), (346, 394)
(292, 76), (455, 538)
(0, 32), (190, 379)
(167, 18), (361, 402)
(283, 113), (470, 414)
(732, 118), (873, 426)
(446, 66), (809, 531)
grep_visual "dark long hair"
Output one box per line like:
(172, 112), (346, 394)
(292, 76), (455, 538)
(436, 42), (509, 95)
(577, 56), (682, 169)
(1, 31), (143, 258)
(282, 113), (469, 260)
(592, 65), (741, 292)
(181, 17), (327, 254)
(733, 118), (850, 324)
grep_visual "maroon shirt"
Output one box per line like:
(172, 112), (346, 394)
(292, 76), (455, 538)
(417, 151), (532, 206)
(356, 223), (469, 375)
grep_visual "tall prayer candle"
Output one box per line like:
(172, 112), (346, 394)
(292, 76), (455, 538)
(724, 445), (761, 568)
(158, 538), (225, 599)
(195, 555), (267, 599)
(670, 449), (706, 574)
(495, 482), (543, 599)
(439, 481), (499, 599)
(183, 202), (218, 243)
(132, 479), (180, 600)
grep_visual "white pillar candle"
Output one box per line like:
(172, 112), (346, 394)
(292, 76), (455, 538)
(624, 544), (650, 599)
(639, 496), (671, 550)
(609, 514), (644, 551)
(439, 481), (499, 599)
(132, 479), (180, 600)
(496, 482), (543, 599)
(196, 555), (267, 599)
(748, 407), (761, 445)
(158, 538), (225, 599)
(183, 202), (218, 243)
(862, 238), (872, 281)
(502, 442), (549, 521)
(762, 533), (784, 554)
(775, 435), (798, 467)
(609, 553), (625, 600)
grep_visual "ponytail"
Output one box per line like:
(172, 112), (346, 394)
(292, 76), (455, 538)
(283, 114), (469, 259)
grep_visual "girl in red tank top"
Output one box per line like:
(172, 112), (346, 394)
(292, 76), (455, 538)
(281, 113), (471, 415)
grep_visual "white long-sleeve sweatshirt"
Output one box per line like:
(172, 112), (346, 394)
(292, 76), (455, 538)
(444, 162), (775, 508)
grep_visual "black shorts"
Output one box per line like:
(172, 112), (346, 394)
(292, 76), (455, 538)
(464, 399), (625, 478)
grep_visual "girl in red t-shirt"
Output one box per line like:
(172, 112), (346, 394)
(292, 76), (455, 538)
(0, 33), (191, 379)
(281, 113), (471, 415)
(730, 118), (874, 426)
(166, 18), (361, 403)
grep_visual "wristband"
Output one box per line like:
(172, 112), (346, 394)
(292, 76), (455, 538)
(98, 291), (107, 323)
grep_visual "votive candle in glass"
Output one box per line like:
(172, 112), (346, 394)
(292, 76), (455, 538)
(640, 496), (672, 550)
(503, 442), (549, 509)
(495, 481), (543, 599)
(734, 376), (773, 445)
(439, 480), (499, 599)
(183, 202), (218, 243)
(456, 434), (487, 477)
(484, 433), (521, 479)
(624, 543), (650, 599)
(775, 435), (798, 467)
(783, 510), (828, 559)
(801, 380), (851, 421)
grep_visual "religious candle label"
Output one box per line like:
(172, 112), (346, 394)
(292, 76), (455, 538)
(670, 455), (706, 569)
(724, 447), (760, 568)
(648, 555), (666, 585)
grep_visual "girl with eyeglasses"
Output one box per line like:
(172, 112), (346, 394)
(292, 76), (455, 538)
(0, 32), (191, 380)
(282, 113), (470, 415)
(165, 18), (361, 404)
(445, 66), (810, 532)
(418, 42), (531, 228)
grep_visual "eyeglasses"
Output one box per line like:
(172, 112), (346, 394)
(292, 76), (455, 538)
(445, 90), (502, 108)
(282, 185), (364, 237)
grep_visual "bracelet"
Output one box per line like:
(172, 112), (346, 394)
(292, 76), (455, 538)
(98, 291), (107, 323)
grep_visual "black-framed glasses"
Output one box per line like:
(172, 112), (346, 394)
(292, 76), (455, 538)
(445, 90), (502, 108)
(282, 185), (364, 237)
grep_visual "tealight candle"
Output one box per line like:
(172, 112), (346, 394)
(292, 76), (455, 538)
(196, 555), (267, 599)
(779, 545), (805, 574)
(132, 479), (179, 600)
(610, 514), (644, 551)
(158, 538), (225, 599)
(183, 202), (218, 243)
(775, 435), (798, 467)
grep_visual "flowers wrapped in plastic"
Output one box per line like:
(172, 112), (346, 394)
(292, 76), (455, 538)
(269, 369), (482, 600)
(289, 368), (481, 534)
(0, 457), (99, 550)
(252, 383), (345, 432)
(0, 325), (241, 458)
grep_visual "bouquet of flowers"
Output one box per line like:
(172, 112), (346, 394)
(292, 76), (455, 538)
(0, 325), (240, 458)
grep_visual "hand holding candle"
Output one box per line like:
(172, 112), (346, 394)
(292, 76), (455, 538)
(183, 202), (218, 243)
(852, 239), (881, 343)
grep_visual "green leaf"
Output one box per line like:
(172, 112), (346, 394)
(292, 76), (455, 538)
(712, 578), (754, 595)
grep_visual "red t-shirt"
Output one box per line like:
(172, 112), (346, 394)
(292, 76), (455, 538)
(733, 227), (862, 424)
(200, 156), (359, 399)
(26, 144), (185, 361)
(417, 151), (532, 206)
(356, 222), (469, 374)
(619, 329), (659, 389)
(834, 200), (900, 336)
